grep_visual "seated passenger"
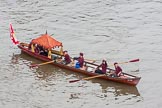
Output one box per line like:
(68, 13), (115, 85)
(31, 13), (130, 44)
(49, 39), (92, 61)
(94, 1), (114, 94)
(34, 44), (40, 53)
(39, 46), (45, 55)
(95, 59), (108, 74)
(39, 47), (48, 56)
(44, 50), (48, 56)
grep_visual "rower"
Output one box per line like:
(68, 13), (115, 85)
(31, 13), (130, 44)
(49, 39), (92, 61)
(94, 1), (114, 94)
(110, 62), (123, 77)
(78, 52), (84, 68)
(62, 50), (71, 65)
(73, 52), (84, 68)
(73, 52), (88, 70)
(94, 59), (108, 74)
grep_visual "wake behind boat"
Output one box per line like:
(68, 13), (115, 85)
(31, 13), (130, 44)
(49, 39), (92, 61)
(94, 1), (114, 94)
(9, 24), (141, 86)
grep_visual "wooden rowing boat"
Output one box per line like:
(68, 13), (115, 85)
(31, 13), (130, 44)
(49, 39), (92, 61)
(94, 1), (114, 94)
(9, 24), (141, 86)
(17, 42), (141, 86)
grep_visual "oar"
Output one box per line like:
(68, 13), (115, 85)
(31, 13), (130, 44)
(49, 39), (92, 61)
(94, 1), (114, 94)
(115, 59), (139, 65)
(69, 74), (105, 83)
(29, 57), (97, 68)
(30, 60), (55, 68)
(85, 59), (139, 67)
(73, 58), (95, 63)
(84, 59), (96, 63)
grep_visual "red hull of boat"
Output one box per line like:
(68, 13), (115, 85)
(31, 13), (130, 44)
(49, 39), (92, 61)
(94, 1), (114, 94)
(18, 44), (141, 86)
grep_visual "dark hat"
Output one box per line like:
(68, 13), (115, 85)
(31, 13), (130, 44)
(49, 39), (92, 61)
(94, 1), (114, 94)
(63, 50), (68, 53)
(102, 59), (106, 62)
(80, 52), (83, 56)
(114, 62), (118, 65)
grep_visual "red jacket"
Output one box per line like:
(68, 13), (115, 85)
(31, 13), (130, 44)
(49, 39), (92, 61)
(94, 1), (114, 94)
(78, 57), (84, 67)
(64, 54), (71, 64)
(100, 63), (107, 74)
(115, 66), (122, 76)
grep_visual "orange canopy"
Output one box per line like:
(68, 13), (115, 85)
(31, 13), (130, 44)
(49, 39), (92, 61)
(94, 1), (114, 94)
(31, 34), (63, 49)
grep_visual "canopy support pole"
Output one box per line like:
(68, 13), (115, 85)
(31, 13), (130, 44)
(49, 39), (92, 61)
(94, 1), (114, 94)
(48, 50), (52, 59)
(31, 44), (35, 52)
(60, 46), (63, 56)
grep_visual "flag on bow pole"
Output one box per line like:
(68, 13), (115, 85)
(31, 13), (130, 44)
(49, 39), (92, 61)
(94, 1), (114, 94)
(9, 24), (19, 45)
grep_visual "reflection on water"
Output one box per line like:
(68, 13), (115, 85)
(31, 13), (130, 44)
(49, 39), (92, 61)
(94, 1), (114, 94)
(92, 79), (140, 96)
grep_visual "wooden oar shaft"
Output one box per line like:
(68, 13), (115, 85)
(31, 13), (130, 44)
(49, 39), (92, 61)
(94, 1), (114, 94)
(115, 61), (128, 65)
(84, 59), (96, 63)
(86, 59), (139, 67)
(52, 51), (96, 63)
(30, 57), (96, 68)
(83, 74), (105, 80)
(85, 61), (114, 71)
(30, 60), (55, 68)
(38, 60), (54, 66)
(69, 74), (105, 83)
(116, 59), (139, 65)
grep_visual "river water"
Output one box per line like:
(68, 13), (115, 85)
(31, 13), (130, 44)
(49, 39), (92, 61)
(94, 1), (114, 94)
(0, 0), (162, 108)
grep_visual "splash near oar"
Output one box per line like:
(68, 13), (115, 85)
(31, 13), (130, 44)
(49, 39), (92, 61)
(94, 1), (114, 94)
(9, 24), (19, 45)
